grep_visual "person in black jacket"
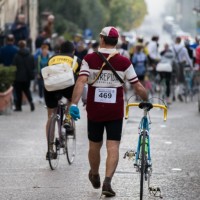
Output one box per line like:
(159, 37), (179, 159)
(13, 40), (35, 111)
(11, 14), (29, 45)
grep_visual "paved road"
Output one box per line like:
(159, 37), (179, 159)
(0, 95), (200, 200)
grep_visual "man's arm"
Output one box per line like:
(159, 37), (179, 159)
(132, 81), (148, 101)
(71, 75), (88, 105)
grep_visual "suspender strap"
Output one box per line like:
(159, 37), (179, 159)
(173, 46), (182, 63)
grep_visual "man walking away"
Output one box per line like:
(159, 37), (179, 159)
(172, 36), (193, 101)
(70, 26), (148, 197)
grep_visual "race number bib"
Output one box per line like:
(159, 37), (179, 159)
(94, 88), (117, 103)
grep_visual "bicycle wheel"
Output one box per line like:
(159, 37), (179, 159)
(65, 118), (76, 164)
(140, 131), (147, 200)
(47, 114), (61, 170)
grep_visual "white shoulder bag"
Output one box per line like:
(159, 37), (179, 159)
(41, 56), (77, 91)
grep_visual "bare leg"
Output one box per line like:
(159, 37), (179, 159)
(105, 140), (120, 178)
(46, 108), (56, 150)
(88, 140), (103, 175)
(101, 140), (120, 197)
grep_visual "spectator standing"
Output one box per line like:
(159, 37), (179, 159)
(87, 41), (99, 54)
(132, 42), (147, 85)
(75, 41), (88, 60)
(13, 40), (35, 111)
(11, 14), (29, 45)
(35, 30), (47, 50)
(120, 35), (128, 50)
(36, 43), (50, 103)
(43, 15), (55, 39)
(184, 39), (194, 65)
(0, 34), (18, 66)
(156, 43), (175, 104)
(147, 35), (160, 70)
(172, 36), (193, 101)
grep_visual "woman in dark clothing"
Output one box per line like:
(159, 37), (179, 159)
(13, 40), (35, 111)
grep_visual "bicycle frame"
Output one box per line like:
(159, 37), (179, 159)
(135, 109), (151, 168)
(56, 100), (66, 145)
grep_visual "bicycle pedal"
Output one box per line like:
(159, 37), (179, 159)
(123, 150), (136, 159)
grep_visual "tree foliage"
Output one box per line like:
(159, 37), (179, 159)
(39, 0), (147, 38)
(107, 0), (147, 29)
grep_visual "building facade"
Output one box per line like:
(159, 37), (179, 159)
(175, 0), (198, 35)
(0, 0), (38, 47)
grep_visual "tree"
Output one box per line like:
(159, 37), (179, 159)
(39, 0), (147, 38)
(108, 0), (147, 30)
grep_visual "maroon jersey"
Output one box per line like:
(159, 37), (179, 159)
(79, 48), (138, 121)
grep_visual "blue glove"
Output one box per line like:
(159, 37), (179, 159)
(69, 105), (80, 121)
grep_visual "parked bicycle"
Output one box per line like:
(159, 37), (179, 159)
(124, 98), (167, 200)
(47, 97), (76, 170)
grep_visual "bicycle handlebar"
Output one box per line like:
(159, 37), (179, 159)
(125, 103), (167, 121)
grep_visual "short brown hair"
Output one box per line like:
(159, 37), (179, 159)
(101, 35), (118, 46)
(18, 40), (26, 48)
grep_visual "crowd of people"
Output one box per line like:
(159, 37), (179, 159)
(121, 33), (199, 104)
(1, 12), (200, 197)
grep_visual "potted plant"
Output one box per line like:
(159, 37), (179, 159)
(0, 65), (16, 113)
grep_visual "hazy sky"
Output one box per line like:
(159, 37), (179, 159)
(138, 0), (173, 46)
(145, 0), (172, 17)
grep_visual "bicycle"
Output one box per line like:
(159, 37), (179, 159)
(47, 97), (76, 170)
(124, 99), (167, 200)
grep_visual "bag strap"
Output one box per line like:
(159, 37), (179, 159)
(72, 55), (78, 72)
(89, 52), (117, 85)
(173, 46), (183, 63)
(95, 51), (124, 84)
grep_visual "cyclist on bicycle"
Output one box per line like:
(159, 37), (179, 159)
(156, 43), (175, 104)
(147, 35), (160, 72)
(132, 42), (147, 86)
(172, 36), (193, 101)
(69, 26), (148, 197)
(44, 41), (81, 160)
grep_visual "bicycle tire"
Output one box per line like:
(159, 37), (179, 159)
(65, 118), (76, 164)
(47, 114), (60, 170)
(140, 131), (147, 200)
